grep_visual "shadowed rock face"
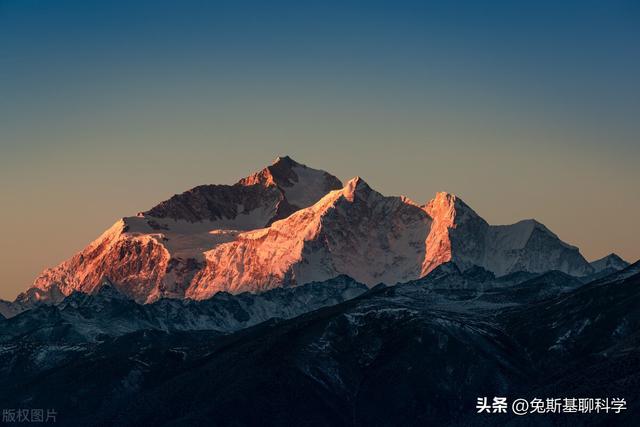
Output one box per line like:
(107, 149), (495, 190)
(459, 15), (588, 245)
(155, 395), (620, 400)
(143, 183), (284, 224)
(146, 155), (343, 223)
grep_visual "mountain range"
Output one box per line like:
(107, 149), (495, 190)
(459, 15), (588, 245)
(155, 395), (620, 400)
(0, 156), (636, 426)
(0, 276), (367, 342)
(0, 156), (630, 317)
(0, 264), (594, 344)
(1, 260), (637, 426)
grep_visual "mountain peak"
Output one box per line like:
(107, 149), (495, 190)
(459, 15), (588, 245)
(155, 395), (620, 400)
(342, 176), (372, 201)
(511, 219), (552, 237)
(427, 191), (462, 210)
(433, 191), (456, 202)
(140, 157), (341, 225)
(600, 253), (625, 263)
(590, 253), (629, 273)
(520, 218), (545, 228)
(237, 157), (342, 207)
(424, 191), (482, 224)
(239, 155), (305, 188)
(272, 155), (298, 167)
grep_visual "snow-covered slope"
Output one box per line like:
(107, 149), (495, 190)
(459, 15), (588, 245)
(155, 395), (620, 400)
(13, 156), (601, 308)
(187, 177), (431, 297)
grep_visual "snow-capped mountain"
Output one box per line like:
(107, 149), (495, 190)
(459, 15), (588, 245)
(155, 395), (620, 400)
(24, 156), (342, 305)
(11, 156), (602, 309)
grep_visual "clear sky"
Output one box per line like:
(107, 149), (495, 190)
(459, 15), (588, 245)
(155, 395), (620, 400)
(1, 0), (639, 299)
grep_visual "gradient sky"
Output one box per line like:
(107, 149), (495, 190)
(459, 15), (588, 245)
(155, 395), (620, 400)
(1, 0), (639, 299)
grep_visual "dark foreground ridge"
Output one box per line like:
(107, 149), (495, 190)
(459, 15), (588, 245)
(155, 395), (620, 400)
(0, 263), (638, 426)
